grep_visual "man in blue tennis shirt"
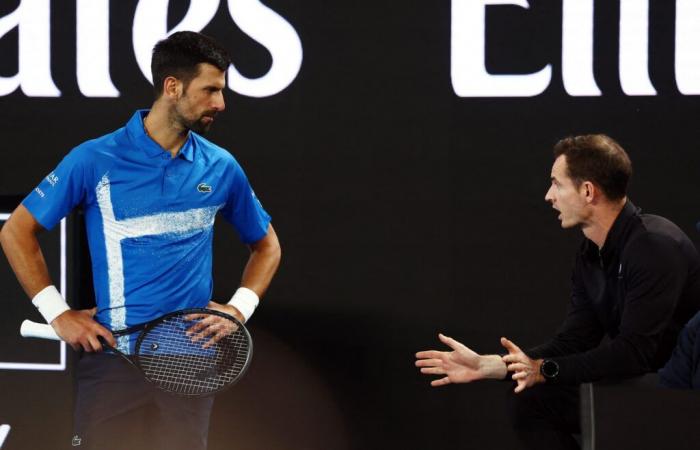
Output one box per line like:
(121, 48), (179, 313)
(0, 32), (281, 449)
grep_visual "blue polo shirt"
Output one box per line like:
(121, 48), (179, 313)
(23, 110), (271, 351)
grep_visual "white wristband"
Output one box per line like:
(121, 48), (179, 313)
(31, 285), (70, 324)
(227, 287), (259, 323)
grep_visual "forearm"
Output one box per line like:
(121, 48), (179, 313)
(0, 219), (53, 298)
(240, 225), (281, 297)
(546, 336), (653, 385)
(527, 333), (600, 360)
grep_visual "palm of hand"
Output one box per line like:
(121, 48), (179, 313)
(443, 346), (481, 383)
(416, 334), (487, 387)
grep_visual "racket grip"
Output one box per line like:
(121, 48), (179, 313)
(20, 320), (61, 341)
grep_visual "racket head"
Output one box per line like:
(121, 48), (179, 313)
(133, 308), (253, 397)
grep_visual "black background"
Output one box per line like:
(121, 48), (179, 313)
(1, 1), (699, 449)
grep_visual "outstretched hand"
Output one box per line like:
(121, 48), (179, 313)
(415, 333), (501, 386)
(501, 337), (544, 393)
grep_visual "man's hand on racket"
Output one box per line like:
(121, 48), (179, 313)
(415, 333), (507, 386)
(501, 337), (544, 393)
(51, 308), (116, 352)
(205, 301), (245, 323)
(184, 302), (242, 348)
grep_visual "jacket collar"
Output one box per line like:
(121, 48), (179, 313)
(583, 200), (639, 264)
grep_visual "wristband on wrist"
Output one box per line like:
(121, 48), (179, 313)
(31, 285), (70, 324)
(227, 287), (259, 323)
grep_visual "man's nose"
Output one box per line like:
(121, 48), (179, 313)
(213, 92), (225, 111)
(545, 186), (554, 203)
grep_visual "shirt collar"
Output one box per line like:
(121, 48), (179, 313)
(583, 199), (639, 263)
(126, 109), (195, 162)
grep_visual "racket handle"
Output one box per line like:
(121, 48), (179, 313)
(20, 320), (61, 341)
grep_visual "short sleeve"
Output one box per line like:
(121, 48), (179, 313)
(22, 147), (88, 230)
(219, 160), (271, 244)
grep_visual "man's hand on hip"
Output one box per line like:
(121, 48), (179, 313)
(51, 308), (116, 352)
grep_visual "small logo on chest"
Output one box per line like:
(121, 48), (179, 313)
(197, 183), (212, 193)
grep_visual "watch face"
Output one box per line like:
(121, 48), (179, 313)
(541, 360), (559, 379)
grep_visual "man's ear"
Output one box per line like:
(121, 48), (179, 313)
(162, 76), (182, 100)
(581, 181), (597, 203)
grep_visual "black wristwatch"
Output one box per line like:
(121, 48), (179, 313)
(540, 359), (559, 380)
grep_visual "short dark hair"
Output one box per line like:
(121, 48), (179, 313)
(151, 31), (231, 97)
(553, 134), (633, 201)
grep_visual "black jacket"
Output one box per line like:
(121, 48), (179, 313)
(528, 201), (700, 384)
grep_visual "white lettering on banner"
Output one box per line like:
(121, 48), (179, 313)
(0, 0), (60, 97)
(676, 0), (700, 95)
(0, 424), (10, 448)
(226, 0), (303, 98)
(0, 0), (303, 98)
(619, 0), (656, 95)
(451, 0), (697, 97)
(561, 0), (600, 96)
(77, 0), (119, 97)
(451, 0), (552, 97)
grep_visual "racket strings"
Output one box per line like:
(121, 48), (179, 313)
(136, 314), (250, 396)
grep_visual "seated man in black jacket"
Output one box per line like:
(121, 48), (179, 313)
(659, 310), (700, 389)
(415, 134), (700, 450)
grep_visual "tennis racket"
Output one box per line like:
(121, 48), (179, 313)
(20, 308), (252, 397)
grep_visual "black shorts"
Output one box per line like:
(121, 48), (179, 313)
(72, 352), (214, 450)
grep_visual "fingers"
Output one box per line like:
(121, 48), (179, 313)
(202, 333), (225, 349)
(438, 333), (463, 351)
(56, 312), (114, 352)
(186, 313), (223, 337)
(84, 325), (116, 352)
(186, 315), (238, 348)
(415, 358), (443, 368)
(415, 351), (444, 360)
(419, 366), (446, 375)
(415, 333), (462, 359)
(506, 362), (528, 372)
(514, 383), (526, 394)
(500, 337), (522, 354)
(512, 371), (529, 380)
(431, 376), (451, 387)
(96, 326), (116, 348)
(502, 354), (524, 364)
(86, 334), (103, 353)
